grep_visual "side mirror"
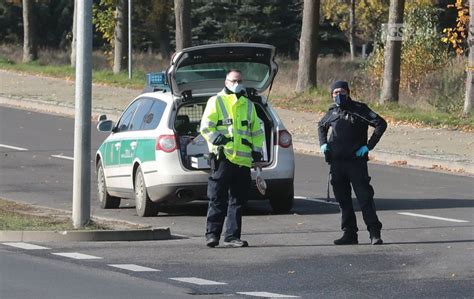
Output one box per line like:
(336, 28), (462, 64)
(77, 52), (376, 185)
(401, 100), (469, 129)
(98, 114), (107, 121)
(97, 120), (114, 132)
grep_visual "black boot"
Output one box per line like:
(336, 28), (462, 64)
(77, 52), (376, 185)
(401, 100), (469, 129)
(334, 232), (358, 245)
(369, 231), (383, 245)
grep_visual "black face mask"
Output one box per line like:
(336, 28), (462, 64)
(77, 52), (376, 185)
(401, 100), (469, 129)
(335, 94), (349, 108)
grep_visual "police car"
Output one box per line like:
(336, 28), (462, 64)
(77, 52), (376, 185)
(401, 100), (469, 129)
(96, 43), (295, 217)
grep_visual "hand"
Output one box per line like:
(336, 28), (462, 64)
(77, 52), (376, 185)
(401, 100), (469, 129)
(356, 145), (369, 157)
(252, 151), (263, 162)
(320, 143), (328, 154)
(213, 134), (231, 146)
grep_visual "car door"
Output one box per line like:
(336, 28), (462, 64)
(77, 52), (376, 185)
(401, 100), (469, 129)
(103, 99), (140, 194)
(117, 98), (155, 190)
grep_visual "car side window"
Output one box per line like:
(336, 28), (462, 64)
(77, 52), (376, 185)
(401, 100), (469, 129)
(129, 99), (154, 131)
(116, 100), (140, 133)
(141, 99), (167, 130)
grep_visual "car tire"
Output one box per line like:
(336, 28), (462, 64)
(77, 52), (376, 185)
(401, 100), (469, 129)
(97, 163), (121, 209)
(134, 166), (157, 217)
(269, 184), (294, 214)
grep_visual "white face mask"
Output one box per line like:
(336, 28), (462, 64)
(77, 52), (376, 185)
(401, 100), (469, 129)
(228, 83), (244, 94)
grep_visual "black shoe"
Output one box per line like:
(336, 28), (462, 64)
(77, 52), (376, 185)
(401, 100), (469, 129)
(370, 231), (383, 245)
(223, 239), (249, 248)
(206, 237), (219, 248)
(334, 233), (358, 245)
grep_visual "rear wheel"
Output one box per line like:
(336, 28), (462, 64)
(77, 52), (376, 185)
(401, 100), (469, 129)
(97, 163), (121, 209)
(134, 166), (157, 217)
(269, 184), (294, 214)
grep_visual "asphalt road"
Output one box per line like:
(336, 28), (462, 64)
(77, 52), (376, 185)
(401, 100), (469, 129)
(1, 106), (473, 298)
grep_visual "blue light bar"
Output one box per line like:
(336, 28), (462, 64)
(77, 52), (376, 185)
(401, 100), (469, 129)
(146, 72), (167, 86)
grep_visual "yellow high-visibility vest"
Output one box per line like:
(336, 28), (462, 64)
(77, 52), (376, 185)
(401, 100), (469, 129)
(200, 90), (264, 168)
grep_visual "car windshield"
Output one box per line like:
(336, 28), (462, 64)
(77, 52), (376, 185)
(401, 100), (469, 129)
(175, 62), (270, 90)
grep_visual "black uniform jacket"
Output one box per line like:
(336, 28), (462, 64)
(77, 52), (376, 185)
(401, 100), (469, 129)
(318, 99), (387, 161)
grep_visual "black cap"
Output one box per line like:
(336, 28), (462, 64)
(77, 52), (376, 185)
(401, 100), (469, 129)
(331, 80), (350, 94)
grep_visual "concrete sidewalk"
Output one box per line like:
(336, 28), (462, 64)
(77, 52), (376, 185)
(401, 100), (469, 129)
(1, 70), (473, 175)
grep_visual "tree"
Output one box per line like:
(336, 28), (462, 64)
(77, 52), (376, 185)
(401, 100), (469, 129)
(379, 0), (405, 104)
(295, 0), (320, 93)
(71, 0), (77, 67)
(174, 0), (191, 51)
(465, 0), (473, 115)
(22, 0), (37, 62)
(321, 0), (389, 58)
(113, 0), (127, 74)
(348, 0), (356, 60)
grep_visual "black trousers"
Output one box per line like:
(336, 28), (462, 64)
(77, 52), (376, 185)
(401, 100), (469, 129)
(330, 159), (382, 234)
(206, 159), (251, 241)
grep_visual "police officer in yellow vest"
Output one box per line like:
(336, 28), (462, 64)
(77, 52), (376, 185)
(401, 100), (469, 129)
(200, 69), (265, 248)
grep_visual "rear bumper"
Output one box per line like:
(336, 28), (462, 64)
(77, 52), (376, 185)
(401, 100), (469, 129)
(147, 178), (294, 204)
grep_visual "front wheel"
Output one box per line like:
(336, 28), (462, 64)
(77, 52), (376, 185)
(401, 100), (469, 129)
(269, 184), (294, 214)
(134, 166), (157, 217)
(97, 163), (121, 209)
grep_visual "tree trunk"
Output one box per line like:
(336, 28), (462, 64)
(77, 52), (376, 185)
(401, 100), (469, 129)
(295, 0), (320, 93)
(380, 0), (405, 104)
(113, 0), (128, 74)
(349, 0), (356, 61)
(22, 0), (37, 62)
(70, 0), (77, 67)
(464, 0), (474, 116)
(174, 0), (191, 51)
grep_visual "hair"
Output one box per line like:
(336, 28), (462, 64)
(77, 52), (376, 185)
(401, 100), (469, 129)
(226, 69), (242, 77)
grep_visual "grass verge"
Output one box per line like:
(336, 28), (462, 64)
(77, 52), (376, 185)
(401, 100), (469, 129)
(0, 199), (110, 231)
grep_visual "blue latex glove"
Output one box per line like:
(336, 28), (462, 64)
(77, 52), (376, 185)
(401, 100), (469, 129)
(320, 143), (328, 154)
(356, 145), (369, 157)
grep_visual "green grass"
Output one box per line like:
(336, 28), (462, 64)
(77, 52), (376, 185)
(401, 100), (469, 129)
(1, 57), (473, 130)
(0, 199), (109, 231)
(0, 56), (144, 89)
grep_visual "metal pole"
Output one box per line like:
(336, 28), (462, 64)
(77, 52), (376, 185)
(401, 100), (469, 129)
(72, 0), (92, 228)
(128, 0), (132, 79)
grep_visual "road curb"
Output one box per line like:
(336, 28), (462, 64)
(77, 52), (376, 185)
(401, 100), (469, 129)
(0, 227), (172, 242)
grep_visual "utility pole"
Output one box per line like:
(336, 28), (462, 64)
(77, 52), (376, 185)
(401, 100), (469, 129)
(72, 0), (92, 228)
(128, 0), (132, 79)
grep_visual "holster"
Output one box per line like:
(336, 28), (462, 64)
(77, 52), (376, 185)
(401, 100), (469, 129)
(324, 151), (332, 164)
(207, 153), (219, 172)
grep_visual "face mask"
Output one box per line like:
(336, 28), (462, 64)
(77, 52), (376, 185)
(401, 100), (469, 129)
(227, 83), (244, 94)
(335, 94), (348, 107)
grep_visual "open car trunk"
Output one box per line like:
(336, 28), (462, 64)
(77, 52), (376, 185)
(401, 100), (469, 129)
(173, 95), (274, 170)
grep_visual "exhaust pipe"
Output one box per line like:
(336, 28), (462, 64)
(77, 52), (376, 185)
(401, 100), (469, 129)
(176, 189), (194, 200)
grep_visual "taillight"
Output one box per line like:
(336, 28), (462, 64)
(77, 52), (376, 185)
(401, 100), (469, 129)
(278, 130), (292, 148)
(156, 135), (177, 152)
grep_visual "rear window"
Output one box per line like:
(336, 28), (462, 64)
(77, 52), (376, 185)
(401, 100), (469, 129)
(176, 62), (270, 89)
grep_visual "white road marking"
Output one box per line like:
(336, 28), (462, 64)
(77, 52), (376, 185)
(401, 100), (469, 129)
(3, 242), (50, 250)
(0, 144), (28, 151)
(294, 196), (339, 206)
(108, 264), (160, 272)
(52, 252), (102, 260)
(237, 292), (300, 298)
(51, 154), (74, 161)
(169, 277), (227, 285)
(397, 212), (469, 223)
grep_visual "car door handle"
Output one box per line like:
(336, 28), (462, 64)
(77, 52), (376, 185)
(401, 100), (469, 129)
(130, 141), (137, 150)
(114, 142), (121, 149)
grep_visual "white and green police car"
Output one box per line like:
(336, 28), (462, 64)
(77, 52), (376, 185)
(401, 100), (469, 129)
(96, 43), (295, 217)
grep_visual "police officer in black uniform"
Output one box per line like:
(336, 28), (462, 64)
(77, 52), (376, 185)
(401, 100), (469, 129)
(318, 80), (387, 245)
